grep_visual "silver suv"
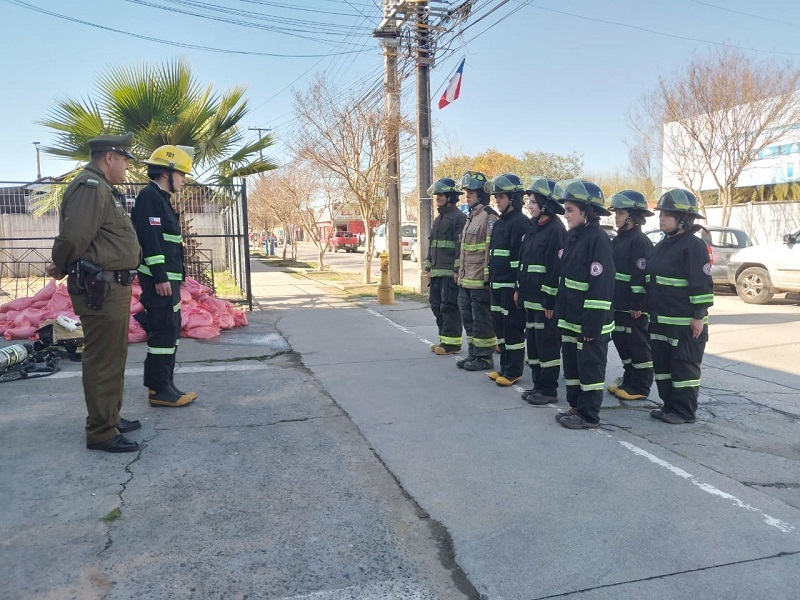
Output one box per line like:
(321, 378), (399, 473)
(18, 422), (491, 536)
(727, 230), (800, 304)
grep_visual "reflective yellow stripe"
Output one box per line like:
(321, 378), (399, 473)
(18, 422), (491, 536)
(584, 299), (611, 310)
(459, 278), (484, 288)
(463, 242), (486, 251)
(673, 378), (701, 388)
(654, 373), (672, 380)
(650, 333), (679, 347)
(564, 278), (589, 291)
(491, 282), (515, 289)
(509, 260), (519, 269)
(562, 336), (578, 344)
(473, 337), (497, 348)
(163, 233), (183, 243)
(540, 358), (561, 368)
(655, 275), (688, 287)
(147, 346), (176, 355)
(565, 378), (580, 386)
(542, 285), (557, 296)
(523, 301), (544, 311)
(632, 361), (653, 369)
(439, 335), (462, 345)
(690, 293), (714, 304)
(631, 285), (646, 294)
(657, 315), (708, 326)
(167, 271), (183, 281)
(144, 254), (165, 266)
(505, 342), (525, 350)
(138, 265), (152, 276)
(557, 319), (581, 333)
(581, 382), (605, 391)
(492, 248), (510, 256)
(431, 239), (456, 248)
(430, 269), (455, 277)
(526, 264), (546, 273)
(615, 272), (631, 282)
(601, 322), (615, 335)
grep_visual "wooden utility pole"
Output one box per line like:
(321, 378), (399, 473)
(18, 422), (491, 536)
(248, 127), (271, 162)
(416, 1), (433, 292)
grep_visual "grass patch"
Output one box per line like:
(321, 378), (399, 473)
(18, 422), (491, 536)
(102, 507), (121, 522)
(301, 270), (362, 283)
(346, 285), (428, 304)
(212, 270), (244, 298)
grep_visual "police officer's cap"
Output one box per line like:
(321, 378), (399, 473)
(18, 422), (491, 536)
(88, 132), (136, 159)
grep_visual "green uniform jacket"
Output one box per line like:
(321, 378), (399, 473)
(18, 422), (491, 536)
(51, 164), (141, 278)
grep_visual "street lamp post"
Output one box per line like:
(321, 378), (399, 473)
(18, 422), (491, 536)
(33, 142), (41, 180)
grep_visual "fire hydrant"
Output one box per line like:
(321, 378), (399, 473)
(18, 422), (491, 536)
(376, 251), (395, 305)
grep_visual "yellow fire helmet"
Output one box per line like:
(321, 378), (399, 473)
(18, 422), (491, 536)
(143, 144), (195, 175)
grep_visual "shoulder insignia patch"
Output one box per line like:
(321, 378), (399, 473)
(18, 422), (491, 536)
(487, 221), (494, 230)
(636, 258), (647, 270)
(702, 262), (712, 276)
(85, 178), (99, 187)
(590, 261), (604, 276)
(149, 217), (162, 226)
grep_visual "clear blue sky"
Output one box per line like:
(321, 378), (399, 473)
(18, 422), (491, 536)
(2, 0), (800, 184)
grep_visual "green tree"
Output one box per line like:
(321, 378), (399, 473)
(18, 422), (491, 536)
(37, 59), (275, 212)
(434, 148), (583, 183)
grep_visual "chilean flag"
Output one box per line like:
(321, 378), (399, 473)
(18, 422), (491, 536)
(438, 58), (465, 109)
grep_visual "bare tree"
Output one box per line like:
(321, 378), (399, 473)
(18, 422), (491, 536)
(633, 48), (800, 225)
(250, 171), (298, 261)
(293, 76), (409, 283)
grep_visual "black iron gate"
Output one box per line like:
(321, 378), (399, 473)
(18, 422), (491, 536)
(0, 180), (252, 309)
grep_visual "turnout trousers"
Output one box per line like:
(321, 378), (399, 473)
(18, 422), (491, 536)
(140, 276), (182, 392)
(561, 333), (609, 424)
(490, 287), (526, 379)
(611, 311), (654, 395)
(525, 308), (561, 395)
(457, 286), (496, 359)
(430, 276), (463, 351)
(650, 323), (705, 420)
(70, 283), (132, 444)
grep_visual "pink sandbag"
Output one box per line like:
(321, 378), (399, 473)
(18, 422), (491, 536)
(180, 288), (192, 302)
(0, 296), (33, 313)
(232, 310), (248, 326)
(215, 313), (235, 330)
(130, 300), (144, 314)
(128, 316), (147, 343)
(182, 277), (211, 297)
(31, 280), (57, 302)
(46, 286), (73, 313)
(4, 325), (37, 340)
(199, 296), (228, 316)
(184, 307), (213, 329)
(183, 325), (219, 339)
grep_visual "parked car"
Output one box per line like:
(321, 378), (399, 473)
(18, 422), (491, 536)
(727, 229), (800, 304)
(328, 230), (359, 253)
(373, 222), (417, 259)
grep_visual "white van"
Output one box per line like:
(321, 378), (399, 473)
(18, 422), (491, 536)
(373, 222), (418, 259)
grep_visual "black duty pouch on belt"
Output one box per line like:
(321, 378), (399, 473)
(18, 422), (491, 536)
(79, 260), (109, 310)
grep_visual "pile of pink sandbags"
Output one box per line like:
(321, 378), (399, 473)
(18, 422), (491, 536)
(0, 276), (248, 342)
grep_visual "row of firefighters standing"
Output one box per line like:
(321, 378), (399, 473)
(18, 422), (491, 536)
(423, 173), (713, 430)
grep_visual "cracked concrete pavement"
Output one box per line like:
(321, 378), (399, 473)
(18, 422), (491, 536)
(2, 257), (800, 599)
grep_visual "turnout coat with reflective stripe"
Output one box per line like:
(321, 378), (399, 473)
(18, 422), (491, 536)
(488, 209), (532, 286)
(131, 182), (185, 284)
(612, 226), (653, 313)
(457, 203), (499, 288)
(556, 221), (615, 339)
(646, 231), (713, 324)
(517, 215), (566, 311)
(425, 204), (467, 277)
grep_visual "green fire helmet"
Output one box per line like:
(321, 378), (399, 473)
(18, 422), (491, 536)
(656, 188), (704, 219)
(427, 177), (463, 197)
(554, 179), (609, 216)
(456, 171), (489, 192)
(525, 176), (564, 215)
(483, 173), (525, 195)
(609, 189), (654, 217)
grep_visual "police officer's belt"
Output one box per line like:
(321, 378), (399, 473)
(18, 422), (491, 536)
(101, 270), (137, 286)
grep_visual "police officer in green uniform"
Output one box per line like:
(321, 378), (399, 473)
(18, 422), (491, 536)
(48, 133), (143, 453)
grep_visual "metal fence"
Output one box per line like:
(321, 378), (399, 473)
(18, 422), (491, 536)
(0, 180), (252, 308)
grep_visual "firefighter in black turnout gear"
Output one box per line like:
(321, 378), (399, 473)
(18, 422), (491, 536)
(608, 190), (654, 401)
(425, 178), (467, 355)
(131, 145), (197, 407)
(485, 174), (533, 387)
(553, 180), (615, 429)
(647, 189), (713, 424)
(455, 171), (499, 371)
(516, 177), (566, 405)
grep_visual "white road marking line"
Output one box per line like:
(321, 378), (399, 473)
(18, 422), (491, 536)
(47, 363), (273, 380)
(367, 306), (798, 536)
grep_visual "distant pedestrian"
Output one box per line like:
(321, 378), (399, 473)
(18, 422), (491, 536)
(647, 189), (713, 424)
(607, 190), (655, 401)
(485, 174), (533, 387)
(553, 180), (615, 429)
(48, 132), (142, 453)
(454, 171), (498, 371)
(516, 177), (566, 404)
(425, 178), (467, 355)
(131, 145), (197, 408)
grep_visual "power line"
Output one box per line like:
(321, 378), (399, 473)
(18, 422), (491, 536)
(685, 0), (800, 29)
(4, 0), (372, 58)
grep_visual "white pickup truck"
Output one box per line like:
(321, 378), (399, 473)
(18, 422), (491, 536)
(727, 229), (800, 304)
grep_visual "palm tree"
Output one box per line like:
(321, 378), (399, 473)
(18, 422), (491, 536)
(35, 58), (276, 213)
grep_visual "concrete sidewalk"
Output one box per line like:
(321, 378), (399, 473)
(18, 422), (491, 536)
(2, 258), (799, 599)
